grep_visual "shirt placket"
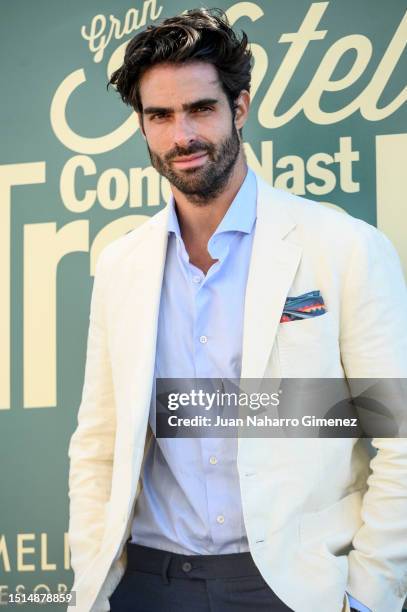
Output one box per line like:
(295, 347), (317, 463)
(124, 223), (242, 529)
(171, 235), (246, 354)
(186, 234), (240, 550)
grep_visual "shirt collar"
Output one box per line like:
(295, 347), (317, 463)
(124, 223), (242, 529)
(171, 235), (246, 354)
(167, 167), (257, 238)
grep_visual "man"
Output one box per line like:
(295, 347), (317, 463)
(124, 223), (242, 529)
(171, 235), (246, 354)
(67, 8), (407, 612)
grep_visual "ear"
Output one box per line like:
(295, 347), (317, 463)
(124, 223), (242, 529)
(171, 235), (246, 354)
(137, 112), (146, 139)
(233, 90), (250, 131)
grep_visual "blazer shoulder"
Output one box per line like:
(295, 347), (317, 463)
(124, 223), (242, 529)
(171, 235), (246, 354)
(255, 173), (391, 253)
(95, 206), (168, 272)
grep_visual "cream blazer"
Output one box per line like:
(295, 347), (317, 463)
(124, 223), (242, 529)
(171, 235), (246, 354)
(68, 172), (407, 612)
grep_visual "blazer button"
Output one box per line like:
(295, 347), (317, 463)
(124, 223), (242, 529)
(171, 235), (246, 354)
(182, 562), (192, 572)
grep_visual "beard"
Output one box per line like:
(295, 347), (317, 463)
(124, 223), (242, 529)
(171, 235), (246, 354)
(146, 122), (241, 205)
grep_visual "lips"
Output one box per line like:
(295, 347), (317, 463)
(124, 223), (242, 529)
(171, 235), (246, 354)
(171, 152), (208, 169)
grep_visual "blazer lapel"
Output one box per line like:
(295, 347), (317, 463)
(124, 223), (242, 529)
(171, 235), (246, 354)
(240, 177), (302, 380)
(108, 207), (169, 439)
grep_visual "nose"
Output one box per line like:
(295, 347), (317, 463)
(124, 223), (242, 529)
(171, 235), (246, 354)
(172, 113), (197, 149)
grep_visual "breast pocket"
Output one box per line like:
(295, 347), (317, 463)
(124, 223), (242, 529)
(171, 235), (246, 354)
(277, 312), (341, 377)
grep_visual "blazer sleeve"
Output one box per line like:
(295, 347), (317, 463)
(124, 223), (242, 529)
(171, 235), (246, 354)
(67, 246), (116, 584)
(339, 222), (407, 612)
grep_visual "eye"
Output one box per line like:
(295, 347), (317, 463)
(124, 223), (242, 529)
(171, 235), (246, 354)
(150, 112), (169, 121)
(192, 106), (213, 114)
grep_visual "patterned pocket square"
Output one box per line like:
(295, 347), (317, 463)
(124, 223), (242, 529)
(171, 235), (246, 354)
(280, 290), (327, 323)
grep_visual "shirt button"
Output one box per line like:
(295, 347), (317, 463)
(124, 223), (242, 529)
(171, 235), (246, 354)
(209, 456), (218, 465)
(199, 335), (208, 344)
(192, 275), (201, 284)
(216, 515), (225, 524)
(182, 562), (192, 572)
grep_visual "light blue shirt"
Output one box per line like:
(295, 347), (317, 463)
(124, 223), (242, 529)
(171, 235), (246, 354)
(131, 167), (256, 554)
(130, 167), (368, 612)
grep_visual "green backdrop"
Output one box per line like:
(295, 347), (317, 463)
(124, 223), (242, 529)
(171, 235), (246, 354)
(1, 0), (406, 608)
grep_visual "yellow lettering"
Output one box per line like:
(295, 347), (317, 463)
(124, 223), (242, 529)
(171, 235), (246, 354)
(303, 35), (372, 124)
(41, 533), (56, 571)
(306, 152), (336, 195)
(50, 69), (139, 154)
(275, 155), (306, 194)
(244, 140), (274, 184)
(24, 221), (89, 408)
(258, 2), (328, 128)
(64, 533), (70, 570)
(17, 534), (35, 572)
(129, 167), (160, 208)
(60, 155), (96, 212)
(376, 133), (407, 279)
(361, 12), (407, 120)
(97, 168), (129, 210)
(0, 162), (46, 409)
(0, 535), (11, 572)
(334, 137), (360, 192)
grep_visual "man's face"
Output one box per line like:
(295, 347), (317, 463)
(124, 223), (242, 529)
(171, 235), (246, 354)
(138, 62), (245, 204)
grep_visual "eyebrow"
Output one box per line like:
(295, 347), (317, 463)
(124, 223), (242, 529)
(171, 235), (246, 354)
(142, 98), (219, 115)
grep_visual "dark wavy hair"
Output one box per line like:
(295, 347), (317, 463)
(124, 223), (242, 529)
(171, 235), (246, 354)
(107, 8), (252, 117)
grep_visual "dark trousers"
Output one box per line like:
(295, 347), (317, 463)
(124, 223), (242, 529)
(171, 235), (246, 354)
(109, 542), (293, 611)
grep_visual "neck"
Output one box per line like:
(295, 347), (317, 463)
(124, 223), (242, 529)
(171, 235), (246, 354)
(171, 152), (248, 246)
